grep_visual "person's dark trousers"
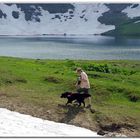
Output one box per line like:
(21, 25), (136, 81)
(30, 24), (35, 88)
(77, 88), (89, 94)
(77, 88), (91, 108)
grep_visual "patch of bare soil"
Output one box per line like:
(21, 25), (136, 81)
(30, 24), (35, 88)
(97, 123), (140, 137)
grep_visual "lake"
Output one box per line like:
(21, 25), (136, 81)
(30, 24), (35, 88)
(0, 35), (140, 60)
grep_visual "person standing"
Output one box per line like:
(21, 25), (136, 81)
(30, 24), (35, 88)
(75, 67), (91, 108)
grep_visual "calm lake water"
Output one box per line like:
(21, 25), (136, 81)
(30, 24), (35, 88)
(0, 35), (140, 60)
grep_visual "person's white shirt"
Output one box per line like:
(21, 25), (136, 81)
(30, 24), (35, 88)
(80, 71), (90, 89)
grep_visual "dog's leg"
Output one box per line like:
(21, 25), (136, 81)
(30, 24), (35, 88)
(66, 100), (70, 106)
(66, 99), (72, 106)
(78, 102), (81, 107)
(66, 101), (69, 106)
(82, 101), (85, 107)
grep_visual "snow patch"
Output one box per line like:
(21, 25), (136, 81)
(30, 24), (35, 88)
(134, 20), (140, 23)
(0, 108), (100, 137)
(122, 4), (140, 18)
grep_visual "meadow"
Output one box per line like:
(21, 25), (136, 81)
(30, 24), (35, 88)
(0, 56), (140, 136)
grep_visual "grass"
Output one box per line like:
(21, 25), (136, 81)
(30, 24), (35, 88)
(0, 56), (140, 135)
(102, 18), (140, 36)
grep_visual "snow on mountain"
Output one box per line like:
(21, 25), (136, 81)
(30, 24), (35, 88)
(0, 108), (100, 137)
(0, 3), (115, 35)
(71, 3), (115, 34)
(122, 4), (140, 18)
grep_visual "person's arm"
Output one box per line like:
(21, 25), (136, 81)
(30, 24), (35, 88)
(77, 77), (81, 85)
(75, 76), (81, 87)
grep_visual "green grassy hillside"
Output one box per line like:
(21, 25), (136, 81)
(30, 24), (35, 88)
(102, 16), (140, 36)
(0, 57), (140, 136)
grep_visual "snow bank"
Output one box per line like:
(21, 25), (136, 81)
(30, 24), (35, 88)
(0, 108), (100, 137)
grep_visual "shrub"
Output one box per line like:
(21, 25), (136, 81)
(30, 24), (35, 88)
(128, 95), (139, 102)
(15, 78), (27, 83)
(82, 63), (136, 75)
(44, 76), (63, 83)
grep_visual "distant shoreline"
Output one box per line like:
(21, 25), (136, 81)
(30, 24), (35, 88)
(0, 34), (101, 37)
(0, 34), (140, 39)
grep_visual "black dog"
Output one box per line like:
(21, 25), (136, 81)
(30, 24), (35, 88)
(60, 92), (91, 107)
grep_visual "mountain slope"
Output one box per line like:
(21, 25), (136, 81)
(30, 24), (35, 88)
(0, 3), (115, 35)
(0, 3), (140, 36)
(102, 4), (140, 36)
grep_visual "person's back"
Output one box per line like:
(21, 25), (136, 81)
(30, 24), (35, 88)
(80, 71), (90, 89)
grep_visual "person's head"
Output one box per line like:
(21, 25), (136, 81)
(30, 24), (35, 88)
(76, 67), (83, 75)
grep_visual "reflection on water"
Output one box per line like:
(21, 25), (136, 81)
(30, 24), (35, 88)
(0, 35), (140, 60)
